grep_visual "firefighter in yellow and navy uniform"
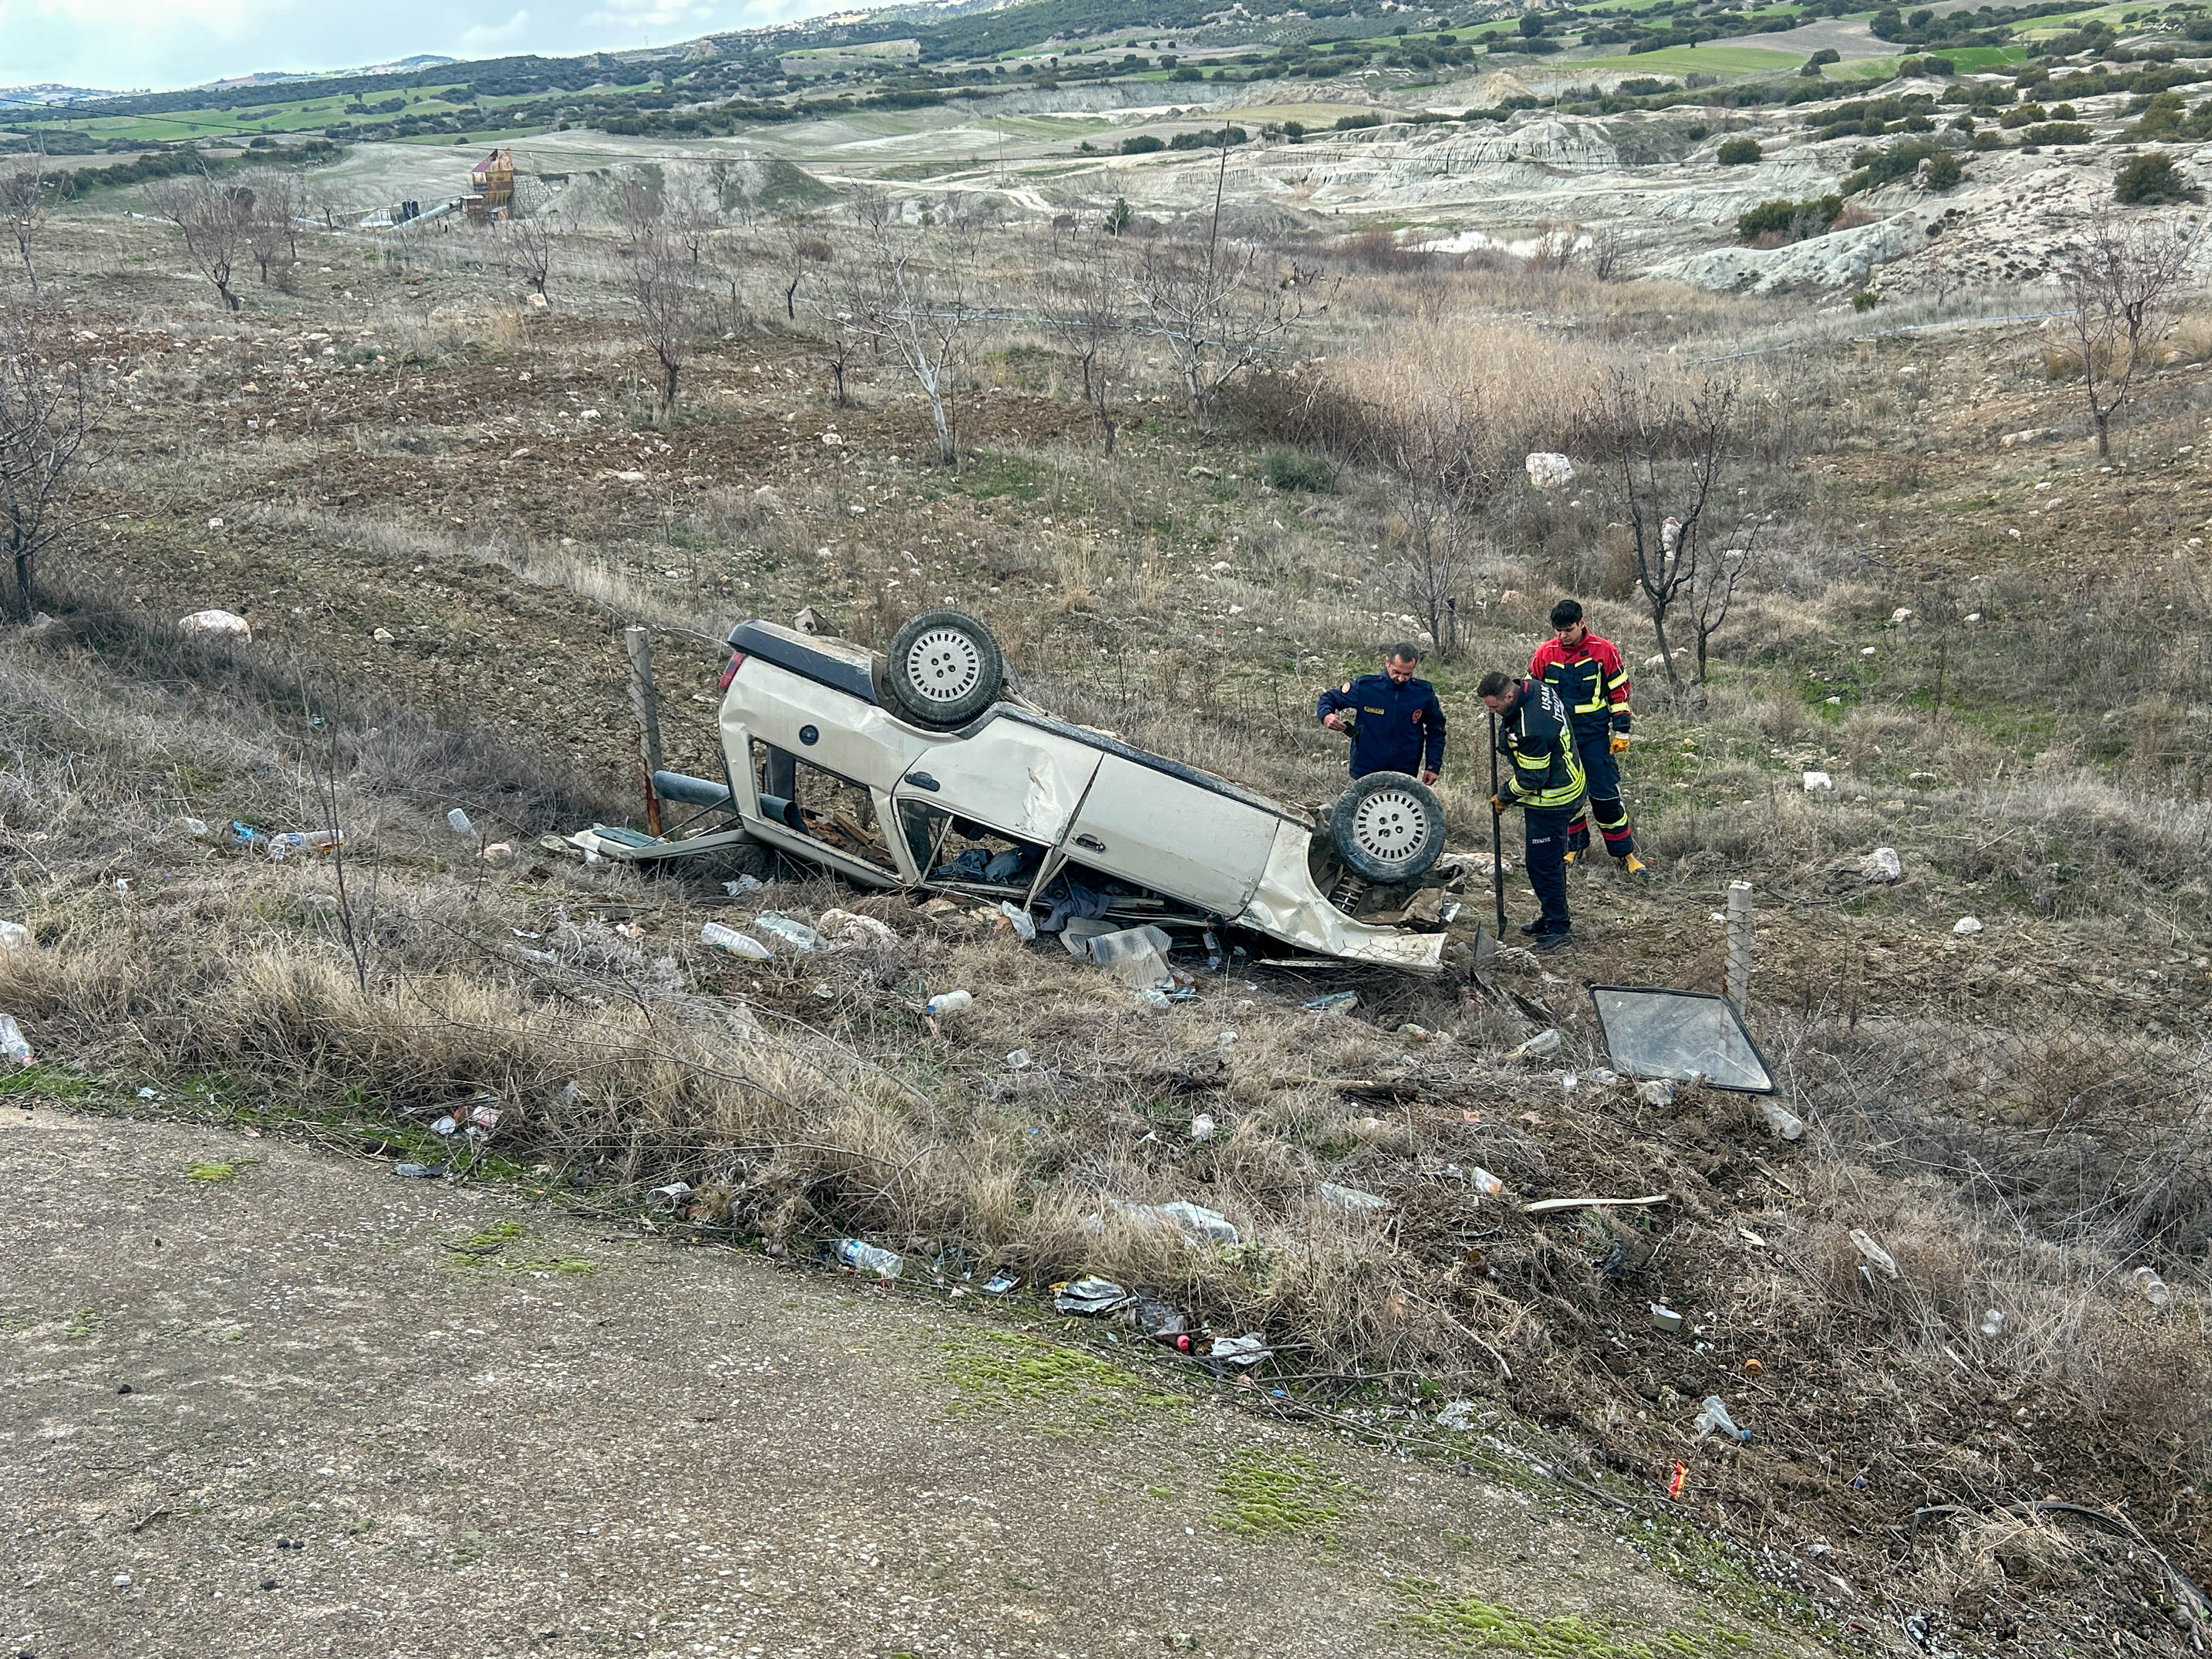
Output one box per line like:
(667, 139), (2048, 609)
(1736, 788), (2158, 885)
(1529, 598), (1647, 876)
(1476, 669), (1586, 951)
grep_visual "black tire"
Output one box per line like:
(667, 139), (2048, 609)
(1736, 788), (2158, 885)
(1328, 772), (1446, 884)
(885, 610), (1005, 727)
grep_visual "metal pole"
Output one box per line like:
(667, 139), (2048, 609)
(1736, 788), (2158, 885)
(1725, 880), (1754, 1015)
(624, 625), (664, 837)
(1488, 711), (1506, 940)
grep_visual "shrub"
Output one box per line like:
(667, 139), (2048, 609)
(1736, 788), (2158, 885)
(1736, 194), (1843, 242)
(1853, 288), (1882, 311)
(1261, 447), (1335, 492)
(1717, 136), (1762, 164)
(2021, 121), (2091, 145)
(1335, 111), (1383, 130)
(1119, 134), (1165, 154)
(1922, 148), (1962, 189)
(1685, 122), (1709, 140)
(2116, 149), (2196, 202)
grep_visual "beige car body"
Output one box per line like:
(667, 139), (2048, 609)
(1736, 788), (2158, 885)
(578, 620), (1444, 971)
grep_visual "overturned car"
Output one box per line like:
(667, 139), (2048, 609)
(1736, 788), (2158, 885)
(573, 611), (1457, 970)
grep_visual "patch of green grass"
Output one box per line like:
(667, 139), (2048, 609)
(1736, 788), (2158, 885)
(1559, 44), (1803, 74)
(1211, 1447), (1357, 1541)
(960, 450), (1046, 502)
(1392, 1578), (1747, 1657)
(0, 1063), (90, 1099)
(186, 1159), (244, 1182)
(943, 1329), (1180, 1428)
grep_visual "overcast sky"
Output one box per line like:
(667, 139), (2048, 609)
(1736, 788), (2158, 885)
(2, 0), (839, 94)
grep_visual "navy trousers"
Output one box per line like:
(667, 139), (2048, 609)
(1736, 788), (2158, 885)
(1566, 736), (1637, 860)
(1525, 803), (1579, 932)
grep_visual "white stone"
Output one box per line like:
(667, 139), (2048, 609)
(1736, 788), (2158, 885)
(1953, 916), (1983, 935)
(1525, 452), (1576, 490)
(1803, 770), (1833, 792)
(178, 609), (251, 642)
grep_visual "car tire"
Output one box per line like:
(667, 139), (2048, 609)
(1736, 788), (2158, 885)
(1328, 772), (1446, 884)
(885, 610), (1004, 727)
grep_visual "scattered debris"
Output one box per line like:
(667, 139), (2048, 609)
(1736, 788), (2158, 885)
(1757, 1099), (1806, 1141)
(445, 808), (475, 838)
(1006, 1048), (1031, 1070)
(925, 989), (973, 1015)
(723, 874), (769, 896)
(1052, 1276), (1132, 1314)
(1694, 1395), (1751, 1444)
(392, 1162), (444, 1179)
(1651, 1304), (1686, 1335)
(1638, 1079), (1676, 1107)
(0, 921), (29, 950)
(651, 1181), (693, 1207)
(1953, 916), (1984, 936)
(1979, 1308), (2005, 1337)
(702, 922), (773, 960)
(1436, 1400), (1482, 1431)
(1668, 1461), (1689, 1500)
(1319, 1182), (1390, 1213)
(981, 1269), (1020, 1295)
(266, 830), (341, 861)
(1189, 1112), (1216, 1141)
(1802, 770), (1833, 792)
(1123, 1200), (1240, 1245)
(819, 908), (896, 947)
(1849, 1228), (1900, 1280)
(1508, 1029), (1562, 1062)
(1303, 991), (1359, 1014)
(1209, 1333), (1273, 1365)
(992, 900), (1038, 941)
(0, 1013), (32, 1066)
(2136, 1266), (2175, 1310)
(1469, 1167), (1505, 1198)
(1523, 1194), (1672, 1216)
(836, 1239), (904, 1279)
(755, 913), (823, 951)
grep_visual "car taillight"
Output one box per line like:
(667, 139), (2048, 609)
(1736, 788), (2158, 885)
(716, 652), (744, 691)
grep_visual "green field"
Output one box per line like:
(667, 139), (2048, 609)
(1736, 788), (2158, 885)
(1560, 43), (1807, 73)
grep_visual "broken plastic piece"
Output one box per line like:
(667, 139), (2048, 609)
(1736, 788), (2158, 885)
(1052, 1276), (1131, 1314)
(1319, 1182), (1390, 1213)
(755, 913), (822, 951)
(1848, 1228), (1899, 1280)
(1209, 1333), (1273, 1366)
(1694, 1396), (1750, 1443)
(1303, 991), (1359, 1014)
(702, 922), (774, 960)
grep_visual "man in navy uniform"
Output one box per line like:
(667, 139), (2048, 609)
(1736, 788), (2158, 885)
(1316, 641), (1446, 783)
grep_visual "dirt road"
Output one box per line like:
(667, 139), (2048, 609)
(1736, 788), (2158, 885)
(1, 1102), (1815, 1659)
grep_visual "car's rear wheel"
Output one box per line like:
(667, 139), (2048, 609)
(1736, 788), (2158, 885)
(885, 610), (1004, 727)
(1328, 771), (1445, 884)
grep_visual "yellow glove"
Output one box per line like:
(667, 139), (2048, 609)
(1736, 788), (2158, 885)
(1609, 733), (1630, 756)
(1488, 794), (1509, 816)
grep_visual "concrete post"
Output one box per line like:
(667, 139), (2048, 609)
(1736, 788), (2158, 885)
(1725, 880), (1754, 1016)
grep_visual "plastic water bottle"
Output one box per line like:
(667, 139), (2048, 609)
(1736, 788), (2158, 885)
(926, 989), (973, 1015)
(446, 808), (475, 837)
(0, 1014), (31, 1067)
(837, 1239), (903, 1279)
(701, 922), (773, 960)
(2136, 1267), (2175, 1310)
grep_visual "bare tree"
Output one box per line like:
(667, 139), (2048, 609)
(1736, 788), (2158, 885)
(627, 221), (699, 415)
(1369, 388), (1488, 659)
(813, 275), (861, 406)
(664, 170), (721, 265)
(773, 213), (831, 320)
(148, 172), (252, 312)
(1689, 528), (1760, 683)
(1, 150), (47, 298)
(1036, 235), (1127, 456)
(0, 304), (93, 623)
(506, 211), (557, 297)
(844, 193), (977, 466)
(2056, 207), (2194, 458)
(243, 169), (308, 287)
(1591, 372), (1755, 690)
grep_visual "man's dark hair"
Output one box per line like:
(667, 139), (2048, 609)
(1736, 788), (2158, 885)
(1549, 597), (1584, 630)
(1476, 670), (1515, 698)
(1385, 640), (1424, 664)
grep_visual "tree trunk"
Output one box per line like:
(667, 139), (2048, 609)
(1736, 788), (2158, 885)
(831, 360), (847, 405)
(217, 281), (239, 312)
(2094, 409), (2111, 458)
(785, 278), (799, 320)
(1099, 403), (1116, 458)
(12, 546), (32, 625)
(928, 393), (953, 466)
(662, 358), (680, 411)
(1651, 607), (1679, 687)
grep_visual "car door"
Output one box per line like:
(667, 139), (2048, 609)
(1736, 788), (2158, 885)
(892, 720), (1103, 851)
(1063, 754), (1280, 918)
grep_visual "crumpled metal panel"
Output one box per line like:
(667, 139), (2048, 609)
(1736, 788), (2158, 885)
(1237, 821), (1445, 970)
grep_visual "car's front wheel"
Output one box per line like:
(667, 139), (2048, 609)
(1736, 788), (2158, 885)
(885, 609), (1005, 727)
(1328, 771), (1446, 884)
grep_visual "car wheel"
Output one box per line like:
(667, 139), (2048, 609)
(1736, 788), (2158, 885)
(1329, 772), (1445, 884)
(885, 610), (1005, 727)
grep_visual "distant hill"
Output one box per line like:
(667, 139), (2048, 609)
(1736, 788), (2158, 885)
(204, 54), (459, 90)
(0, 83), (124, 109)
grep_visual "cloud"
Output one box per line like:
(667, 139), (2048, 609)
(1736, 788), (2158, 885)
(1, 0), (849, 92)
(455, 6), (532, 54)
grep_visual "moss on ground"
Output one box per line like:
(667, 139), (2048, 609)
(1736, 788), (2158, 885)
(449, 1218), (595, 1275)
(941, 1329), (1180, 1429)
(1392, 1579), (1753, 1657)
(1211, 1447), (1358, 1541)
